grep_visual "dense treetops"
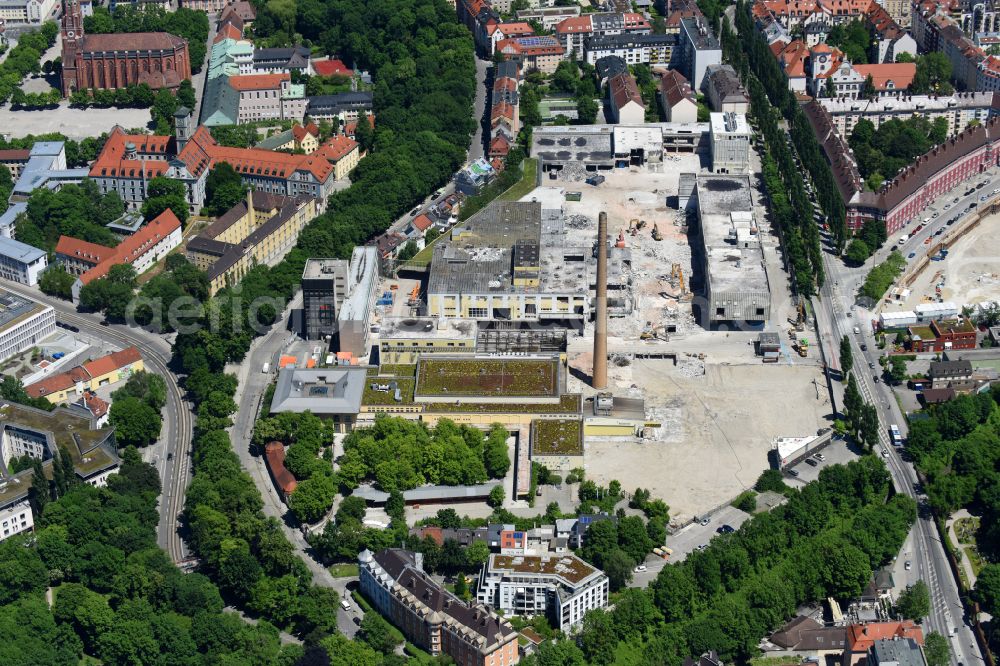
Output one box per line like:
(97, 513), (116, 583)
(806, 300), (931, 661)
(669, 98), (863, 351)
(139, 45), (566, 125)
(16, 180), (123, 252)
(338, 416), (511, 492)
(849, 116), (949, 191)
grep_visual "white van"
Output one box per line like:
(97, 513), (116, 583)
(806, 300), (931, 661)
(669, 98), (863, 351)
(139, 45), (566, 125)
(341, 599), (351, 611)
(898, 235), (909, 245)
(853, 326), (861, 335)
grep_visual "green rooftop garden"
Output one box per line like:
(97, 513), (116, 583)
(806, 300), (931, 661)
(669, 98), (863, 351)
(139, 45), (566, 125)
(417, 358), (558, 397)
(532, 418), (583, 456)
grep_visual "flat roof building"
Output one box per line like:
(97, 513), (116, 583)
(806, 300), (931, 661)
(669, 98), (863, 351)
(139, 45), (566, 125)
(678, 16), (722, 90)
(427, 200), (591, 323)
(477, 552), (609, 632)
(301, 247), (378, 357)
(0, 288), (55, 362)
(695, 175), (770, 324)
(709, 112), (751, 174)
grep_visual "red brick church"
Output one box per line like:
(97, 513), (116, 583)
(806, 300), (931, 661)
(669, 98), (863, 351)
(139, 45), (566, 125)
(60, 0), (191, 96)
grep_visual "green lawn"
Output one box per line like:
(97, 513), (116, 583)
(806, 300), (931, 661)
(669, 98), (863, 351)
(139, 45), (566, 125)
(328, 563), (359, 578)
(498, 158), (538, 202)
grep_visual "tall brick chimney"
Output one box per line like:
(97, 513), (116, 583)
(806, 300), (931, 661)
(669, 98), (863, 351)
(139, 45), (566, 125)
(593, 211), (608, 389)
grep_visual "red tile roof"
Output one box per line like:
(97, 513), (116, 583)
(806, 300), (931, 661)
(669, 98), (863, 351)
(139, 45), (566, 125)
(556, 16), (592, 34)
(660, 69), (696, 108)
(315, 135), (358, 163)
(25, 346), (142, 398)
(609, 71), (644, 111)
(412, 214), (435, 232)
(852, 62), (917, 90)
(265, 442), (298, 496)
(846, 622), (923, 653)
(489, 135), (511, 157)
(497, 22), (534, 37)
(227, 73), (289, 91)
(0, 149), (30, 161)
(79, 392), (109, 419)
(344, 114), (375, 138)
(76, 209), (182, 286)
(313, 58), (353, 78)
(56, 236), (116, 266)
(214, 22), (243, 43)
(292, 123), (319, 142)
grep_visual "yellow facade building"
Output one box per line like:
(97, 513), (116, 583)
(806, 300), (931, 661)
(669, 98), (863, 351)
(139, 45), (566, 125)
(25, 347), (144, 404)
(186, 191), (316, 295)
(315, 135), (361, 180)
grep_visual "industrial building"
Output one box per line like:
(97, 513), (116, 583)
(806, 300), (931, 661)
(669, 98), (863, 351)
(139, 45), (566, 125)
(0, 289), (55, 362)
(709, 112), (752, 174)
(694, 175), (771, 324)
(0, 403), (119, 543)
(426, 201), (591, 323)
(531, 123), (708, 173)
(301, 247), (378, 357)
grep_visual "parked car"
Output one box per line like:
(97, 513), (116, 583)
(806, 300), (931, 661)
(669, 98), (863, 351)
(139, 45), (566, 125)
(869, 361), (876, 369)
(409, 207), (421, 216)
(788, 469), (800, 477)
(815, 453), (826, 461)
(634, 564), (647, 572)
(907, 252), (916, 259)
(717, 525), (735, 534)
(805, 458), (818, 467)
(881, 448), (890, 457)
(905, 560), (912, 570)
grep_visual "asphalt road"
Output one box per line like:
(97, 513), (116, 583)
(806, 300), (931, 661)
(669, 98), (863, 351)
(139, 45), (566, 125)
(816, 217), (984, 666)
(0, 279), (193, 563)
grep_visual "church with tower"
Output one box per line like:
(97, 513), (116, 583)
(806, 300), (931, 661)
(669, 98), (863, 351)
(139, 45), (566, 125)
(60, 0), (191, 97)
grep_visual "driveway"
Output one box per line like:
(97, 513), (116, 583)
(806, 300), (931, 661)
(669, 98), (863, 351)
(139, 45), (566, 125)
(661, 505), (752, 565)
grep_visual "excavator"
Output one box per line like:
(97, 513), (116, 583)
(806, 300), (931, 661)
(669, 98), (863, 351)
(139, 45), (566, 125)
(407, 284), (421, 306)
(640, 325), (668, 341)
(651, 223), (663, 241)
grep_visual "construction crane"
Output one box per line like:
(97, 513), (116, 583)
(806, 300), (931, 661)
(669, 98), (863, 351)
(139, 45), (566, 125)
(407, 284), (420, 306)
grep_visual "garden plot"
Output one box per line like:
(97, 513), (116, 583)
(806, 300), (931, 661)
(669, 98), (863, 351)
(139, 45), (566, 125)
(416, 358), (559, 397)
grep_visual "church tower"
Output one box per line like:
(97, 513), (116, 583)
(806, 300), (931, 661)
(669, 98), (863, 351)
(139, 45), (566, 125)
(60, 0), (84, 96)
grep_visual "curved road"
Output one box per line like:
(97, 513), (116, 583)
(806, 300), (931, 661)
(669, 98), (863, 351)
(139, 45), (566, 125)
(0, 279), (193, 564)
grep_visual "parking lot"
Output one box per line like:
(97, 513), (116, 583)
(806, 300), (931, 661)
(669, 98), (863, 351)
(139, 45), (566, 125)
(782, 437), (863, 485)
(660, 505), (752, 564)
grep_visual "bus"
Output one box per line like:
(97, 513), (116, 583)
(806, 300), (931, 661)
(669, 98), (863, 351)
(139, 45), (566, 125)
(889, 424), (903, 446)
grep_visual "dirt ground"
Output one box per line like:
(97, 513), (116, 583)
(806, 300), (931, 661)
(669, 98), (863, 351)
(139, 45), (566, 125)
(582, 358), (830, 523)
(896, 211), (1000, 311)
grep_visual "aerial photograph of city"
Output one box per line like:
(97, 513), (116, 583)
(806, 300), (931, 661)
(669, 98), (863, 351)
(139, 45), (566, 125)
(0, 0), (999, 663)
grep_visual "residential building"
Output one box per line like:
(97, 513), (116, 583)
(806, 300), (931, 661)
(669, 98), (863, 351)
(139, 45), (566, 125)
(306, 91), (374, 124)
(709, 112), (752, 174)
(256, 123), (321, 154)
(180, 0), (228, 12)
(868, 638), (927, 666)
(0, 236), (46, 286)
(864, 1), (915, 63)
(56, 209), (183, 301)
(803, 104), (1000, 233)
(585, 33), (678, 66)
(817, 92), (996, 137)
(301, 249), (379, 357)
(186, 191), (316, 296)
(489, 22), (534, 55)
(908, 318), (978, 352)
(491, 59), (520, 144)
(516, 5), (581, 31)
(844, 622), (923, 666)
(455, 157), (496, 195)
(0, 0), (58, 24)
(0, 148), (30, 180)
(60, 0), (191, 96)
(0, 288), (54, 361)
(220, 1), (255, 24)
(495, 35), (565, 73)
(677, 16), (722, 89)
(660, 68), (698, 122)
(929, 359), (975, 390)
(314, 135), (361, 180)
(767, 616), (847, 657)
(0, 403), (119, 543)
(684, 652), (724, 666)
(851, 63), (917, 94)
(694, 175), (770, 322)
(73, 391), (109, 428)
(704, 63), (749, 113)
(90, 117), (336, 211)
(252, 46), (312, 75)
(608, 71), (645, 124)
(24, 346), (143, 403)
(360, 549), (520, 665)
(477, 552), (609, 631)
(555, 12), (652, 59)
(594, 54), (628, 86)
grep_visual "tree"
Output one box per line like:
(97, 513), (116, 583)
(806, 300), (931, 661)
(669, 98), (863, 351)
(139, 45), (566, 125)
(488, 484), (505, 507)
(466, 541), (490, 568)
(824, 76), (836, 99)
(887, 356), (907, 384)
(974, 563), (1000, 615)
(895, 580), (930, 621)
(38, 265), (76, 300)
(924, 632), (951, 666)
(204, 161), (248, 217)
(602, 548), (635, 591)
(576, 95), (598, 124)
(288, 474), (336, 523)
(845, 239), (870, 265)
(109, 396), (162, 447)
(354, 113), (373, 152)
(141, 176), (188, 225)
(29, 458), (49, 515)
(454, 573), (469, 600)
(111, 371), (167, 411)
(840, 335), (854, 379)
(861, 74), (877, 100)
(483, 425), (511, 478)
(580, 609), (617, 665)
(177, 78), (196, 109)
(359, 611), (397, 654)
(397, 240), (418, 262)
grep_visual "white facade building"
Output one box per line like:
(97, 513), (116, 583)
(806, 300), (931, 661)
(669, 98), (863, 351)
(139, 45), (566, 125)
(0, 0), (58, 24)
(0, 237), (47, 286)
(477, 552), (609, 631)
(710, 112), (752, 174)
(0, 290), (54, 362)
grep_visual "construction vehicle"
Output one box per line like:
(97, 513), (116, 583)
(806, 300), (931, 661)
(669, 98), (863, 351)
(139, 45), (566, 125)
(651, 223), (663, 241)
(640, 325), (668, 341)
(794, 339), (809, 357)
(629, 219), (639, 236)
(407, 284), (420, 306)
(616, 229), (626, 248)
(637, 220), (647, 230)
